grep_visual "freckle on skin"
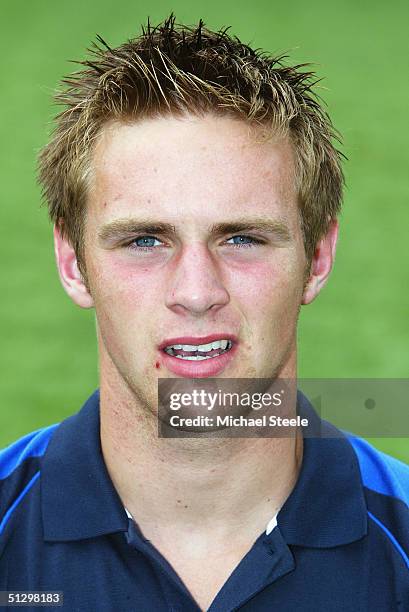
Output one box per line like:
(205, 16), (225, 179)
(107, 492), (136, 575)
(184, 505), (188, 509)
(177, 499), (181, 503)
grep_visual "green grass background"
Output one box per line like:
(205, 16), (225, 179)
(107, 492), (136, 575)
(1, 1), (408, 462)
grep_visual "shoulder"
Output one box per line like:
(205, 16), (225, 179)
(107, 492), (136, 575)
(344, 433), (409, 507)
(0, 424), (59, 532)
(345, 433), (409, 573)
(0, 424), (60, 479)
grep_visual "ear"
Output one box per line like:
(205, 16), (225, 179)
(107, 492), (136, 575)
(53, 223), (94, 309)
(302, 219), (339, 305)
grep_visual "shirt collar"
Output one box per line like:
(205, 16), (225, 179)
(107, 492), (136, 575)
(41, 388), (367, 545)
(276, 391), (368, 547)
(42, 389), (128, 541)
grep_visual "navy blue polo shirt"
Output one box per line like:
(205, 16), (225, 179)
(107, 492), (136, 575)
(1, 389), (408, 611)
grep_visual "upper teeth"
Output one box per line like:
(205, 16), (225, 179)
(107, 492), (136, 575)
(165, 339), (231, 352)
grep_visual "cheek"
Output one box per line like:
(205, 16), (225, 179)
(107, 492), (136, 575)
(230, 258), (304, 352)
(89, 258), (161, 355)
(90, 255), (159, 308)
(227, 256), (303, 306)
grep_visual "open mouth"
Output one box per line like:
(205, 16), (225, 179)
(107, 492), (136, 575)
(163, 339), (233, 360)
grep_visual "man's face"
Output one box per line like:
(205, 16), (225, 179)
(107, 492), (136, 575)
(80, 113), (309, 408)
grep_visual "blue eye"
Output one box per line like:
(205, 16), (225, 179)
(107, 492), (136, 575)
(226, 235), (263, 247)
(128, 236), (162, 250)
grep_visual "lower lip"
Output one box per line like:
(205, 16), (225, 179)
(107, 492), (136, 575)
(159, 344), (238, 378)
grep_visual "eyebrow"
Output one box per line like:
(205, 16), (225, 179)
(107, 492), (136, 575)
(98, 216), (292, 245)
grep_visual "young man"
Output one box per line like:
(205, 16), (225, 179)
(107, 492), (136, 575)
(1, 14), (408, 611)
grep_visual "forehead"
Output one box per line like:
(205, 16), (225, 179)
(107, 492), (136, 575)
(88, 113), (298, 223)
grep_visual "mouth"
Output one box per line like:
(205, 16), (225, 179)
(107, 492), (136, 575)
(158, 334), (238, 377)
(163, 339), (233, 360)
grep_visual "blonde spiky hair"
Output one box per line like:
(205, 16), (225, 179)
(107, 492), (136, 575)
(37, 13), (345, 280)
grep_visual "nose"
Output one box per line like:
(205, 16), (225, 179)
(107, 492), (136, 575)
(165, 242), (230, 316)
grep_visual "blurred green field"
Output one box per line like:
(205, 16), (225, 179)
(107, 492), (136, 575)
(0, 0), (408, 462)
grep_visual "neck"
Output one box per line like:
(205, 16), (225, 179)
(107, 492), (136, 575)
(99, 358), (303, 547)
